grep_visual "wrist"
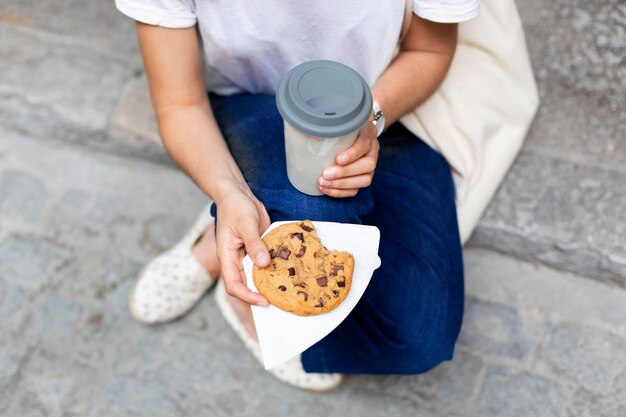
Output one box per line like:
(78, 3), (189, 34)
(210, 175), (252, 205)
(372, 99), (386, 138)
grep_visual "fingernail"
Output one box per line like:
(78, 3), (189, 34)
(323, 168), (337, 180)
(339, 154), (349, 164)
(319, 178), (331, 187)
(256, 301), (269, 307)
(256, 253), (269, 264)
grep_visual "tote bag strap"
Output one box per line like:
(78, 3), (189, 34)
(400, 0), (413, 42)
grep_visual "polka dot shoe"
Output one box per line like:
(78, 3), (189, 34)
(129, 205), (218, 324)
(214, 280), (343, 392)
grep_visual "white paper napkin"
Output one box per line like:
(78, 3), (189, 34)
(243, 221), (381, 370)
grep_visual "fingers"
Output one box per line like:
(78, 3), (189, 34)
(319, 173), (373, 191)
(256, 200), (271, 234)
(322, 153), (377, 181)
(238, 218), (271, 267)
(335, 122), (377, 165)
(319, 188), (359, 198)
(219, 249), (269, 306)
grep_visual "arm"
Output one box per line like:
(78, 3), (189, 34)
(319, 16), (457, 196)
(373, 15), (458, 125)
(136, 22), (270, 305)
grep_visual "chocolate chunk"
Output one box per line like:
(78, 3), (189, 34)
(337, 280), (346, 288)
(330, 264), (344, 276)
(288, 267), (295, 276)
(315, 298), (324, 308)
(277, 247), (291, 260)
(291, 232), (304, 241)
(297, 291), (308, 302)
(313, 251), (318, 257)
(295, 246), (306, 258)
(316, 276), (328, 287)
(294, 282), (307, 288)
(333, 290), (339, 298)
(300, 223), (313, 232)
(278, 285), (287, 291)
(269, 249), (276, 259)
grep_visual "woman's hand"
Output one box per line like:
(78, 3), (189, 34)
(215, 187), (272, 306)
(318, 121), (379, 198)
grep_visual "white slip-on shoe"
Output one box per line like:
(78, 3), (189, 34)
(214, 280), (343, 392)
(129, 204), (218, 324)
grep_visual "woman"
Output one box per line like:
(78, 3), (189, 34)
(116, 0), (480, 391)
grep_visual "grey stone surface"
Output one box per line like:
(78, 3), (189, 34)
(354, 350), (484, 415)
(0, 0), (140, 59)
(471, 151), (626, 286)
(0, 24), (137, 137)
(0, 235), (73, 290)
(478, 367), (568, 417)
(0, 170), (47, 223)
(90, 375), (184, 417)
(568, 387), (626, 417)
(108, 73), (163, 155)
(0, 124), (207, 265)
(517, 0), (625, 171)
(0, 343), (23, 388)
(538, 322), (626, 392)
(464, 249), (626, 334)
(458, 299), (534, 360)
(5, 349), (101, 417)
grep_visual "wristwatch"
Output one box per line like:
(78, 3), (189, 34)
(372, 100), (385, 138)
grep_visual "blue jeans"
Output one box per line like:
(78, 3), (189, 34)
(209, 93), (464, 374)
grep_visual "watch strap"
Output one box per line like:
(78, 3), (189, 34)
(372, 100), (385, 138)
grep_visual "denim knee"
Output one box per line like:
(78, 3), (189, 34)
(364, 322), (459, 374)
(360, 272), (463, 374)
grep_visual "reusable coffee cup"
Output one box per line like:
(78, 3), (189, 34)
(276, 60), (373, 196)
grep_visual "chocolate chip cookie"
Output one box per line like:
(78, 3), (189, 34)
(252, 220), (354, 316)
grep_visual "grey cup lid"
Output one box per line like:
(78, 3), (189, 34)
(276, 60), (373, 138)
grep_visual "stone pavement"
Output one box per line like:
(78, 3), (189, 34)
(2, 126), (626, 416)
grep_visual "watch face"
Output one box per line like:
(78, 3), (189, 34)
(372, 100), (384, 137)
(374, 115), (384, 137)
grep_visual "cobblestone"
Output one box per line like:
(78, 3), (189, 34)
(0, 170), (47, 223)
(478, 367), (568, 417)
(0, 235), (73, 290)
(458, 299), (533, 360)
(538, 322), (626, 392)
(0, 24), (136, 136)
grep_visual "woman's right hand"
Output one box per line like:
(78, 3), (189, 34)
(215, 187), (272, 306)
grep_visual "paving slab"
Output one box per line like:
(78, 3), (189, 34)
(107, 73), (166, 160)
(471, 151), (626, 286)
(0, 23), (139, 140)
(0, 0), (139, 59)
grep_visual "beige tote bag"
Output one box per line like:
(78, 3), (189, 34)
(398, 0), (540, 243)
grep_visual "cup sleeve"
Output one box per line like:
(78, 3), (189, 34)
(115, 0), (197, 28)
(412, 0), (480, 23)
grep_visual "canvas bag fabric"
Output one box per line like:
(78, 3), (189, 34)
(398, 0), (539, 243)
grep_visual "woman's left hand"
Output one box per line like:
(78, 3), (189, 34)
(318, 121), (379, 198)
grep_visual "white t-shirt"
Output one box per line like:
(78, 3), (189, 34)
(116, 0), (480, 95)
